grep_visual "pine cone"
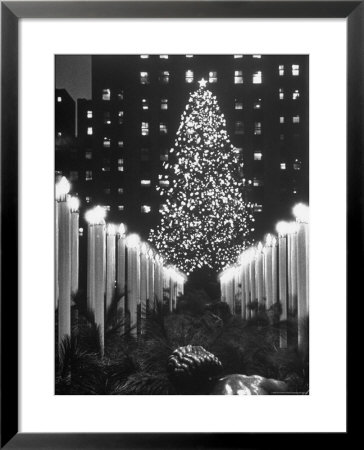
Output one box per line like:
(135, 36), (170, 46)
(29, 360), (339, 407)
(167, 345), (223, 394)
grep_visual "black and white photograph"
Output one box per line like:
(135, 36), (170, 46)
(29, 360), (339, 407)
(55, 54), (309, 395)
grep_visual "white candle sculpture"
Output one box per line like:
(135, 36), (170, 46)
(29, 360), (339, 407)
(56, 177), (71, 350)
(126, 233), (141, 336)
(85, 206), (106, 355)
(147, 249), (155, 309)
(106, 224), (116, 313)
(293, 203), (309, 352)
(249, 248), (257, 317)
(140, 243), (148, 315)
(69, 197), (80, 296)
(264, 234), (273, 311)
(256, 242), (264, 311)
(276, 221), (289, 348)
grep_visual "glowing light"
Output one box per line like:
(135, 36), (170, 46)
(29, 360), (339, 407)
(141, 243), (148, 254)
(276, 221), (290, 236)
(68, 196), (80, 212)
(293, 203), (309, 223)
(85, 206), (106, 225)
(257, 242), (263, 252)
(148, 248), (154, 260)
(126, 233), (140, 248)
(55, 176), (70, 200)
(198, 78), (208, 88)
(265, 234), (273, 246)
(107, 224), (116, 235)
(118, 223), (127, 237)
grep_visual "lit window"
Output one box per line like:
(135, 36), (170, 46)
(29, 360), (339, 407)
(117, 90), (124, 100)
(161, 98), (168, 110)
(118, 140), (124, 148)
(79, 228), (84, 237)
(234, 55), (243, 58)
(253, 178), (263, 187)
(293, 115), (300, 123)
(103, 138), (111, 148)
(85, 196), (92, 203)
(293, 189), (298, 195)
(209, 71), (217, 83)
(116, 188), (123, 196)
(280, 163), (286, 170)
(141, 122), (149, 136)
(279, 65), (284, 76)
(254, 204), (263, 212)
(103, 112), (111, 125)
(254, 122), (262, 135)
(253, 55), (261, 59)
(140, 55), (149, 59)
(293, 89), (300, 100)
(159, 71), (170, 83)
(104, 187), (111, 195)
(85, 170), (92, 181)
(235, 121), (244, 135)
(87, 127), (93, 135)
(279, 88), (284, 100)
(159, 180), (169, 187)
(185, 70), (194, 83)
(117, 158), (124, 169)
(292, 64), (300, 76)
(235, 147), (243, 155)
(141, 148), (150, 161)
(102, 89), (111, 101)
(254, 152), (263, 161)
(186, 55), (194, 58)
(118, 111), (124, 124)
(141, 179), (151, 186)
(57, 132), (62, 137)
(252, 71), (262, 84)
(280, 134), (285, 141)
(280, 116), (285, 124)
(235, 99), (243, 110)
(118, 205), (124, 211)
(140, 72), (149, 84)
(85, 151), (92, 160)
(69, 171), (78, 181)
(253, 99), (262, 109)
(234, 70), (243, 84)
(293, 160), (302, 170)
(57, 96), (62, 102)
(160, 55), (168, 59)
(104, 206), (111, 211)
(102, 166), (110, 172)
(141, 205), (151, 213)
(160, 122), (168, 134)
(142, 98), (149, 110)
(160, 154), (168, 162)
(87, 110), (93, 118)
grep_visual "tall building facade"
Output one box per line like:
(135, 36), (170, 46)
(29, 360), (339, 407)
(56, 54), (309, 242)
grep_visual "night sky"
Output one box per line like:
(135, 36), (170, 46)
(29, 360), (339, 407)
(55, 55), (92, 101)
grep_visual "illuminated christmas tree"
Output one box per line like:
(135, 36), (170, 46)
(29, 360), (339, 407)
(149, 79), (254, 275)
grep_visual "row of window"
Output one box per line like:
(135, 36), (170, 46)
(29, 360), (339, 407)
(235, 121), (262, 135)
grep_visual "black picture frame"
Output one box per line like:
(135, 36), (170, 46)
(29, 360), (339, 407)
(1, 1), (357, 447)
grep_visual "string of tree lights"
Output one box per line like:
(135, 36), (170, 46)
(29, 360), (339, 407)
(149, 79), (255, 275)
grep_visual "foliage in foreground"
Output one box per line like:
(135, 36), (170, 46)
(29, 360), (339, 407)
(56, 290), (309, 395)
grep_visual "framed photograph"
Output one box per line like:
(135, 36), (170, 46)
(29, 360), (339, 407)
(1, 1), (356, 447)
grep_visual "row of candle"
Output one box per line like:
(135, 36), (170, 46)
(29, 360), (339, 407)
(219, 203), (309, 350)
(56, 177), (187, 355)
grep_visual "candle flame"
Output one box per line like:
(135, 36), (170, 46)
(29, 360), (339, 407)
(85, 206), (106, 225)
(118, 223), (127, 237)
(126, 233), (140, 248)
(276, 221), (290, 236)
(107, 224), (116, 235)
(55, 176), (70, 200)
(68, 196), (80, 212)
(265, 233), (273, 246)
(293, 203), (309, 223)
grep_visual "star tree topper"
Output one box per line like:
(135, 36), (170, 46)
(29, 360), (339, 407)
(198, 78), (208, 88)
